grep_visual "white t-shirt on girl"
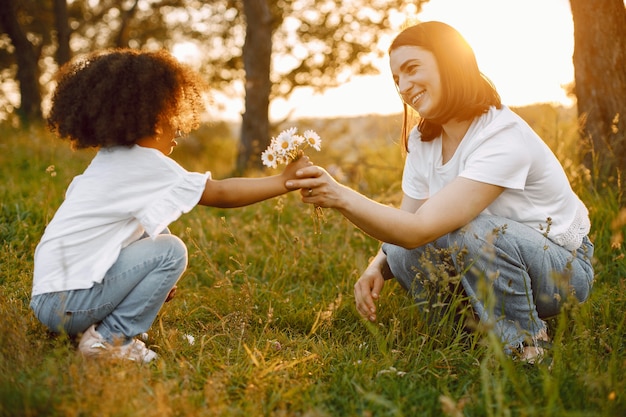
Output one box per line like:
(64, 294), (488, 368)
(32, 145), (210, 296)
(402, 105), (590, 251)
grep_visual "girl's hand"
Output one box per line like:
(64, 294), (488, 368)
(281, 153), (312, 182)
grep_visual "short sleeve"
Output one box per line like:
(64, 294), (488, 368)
(137, 170), (210, 237)
(459, 125), (532, 190)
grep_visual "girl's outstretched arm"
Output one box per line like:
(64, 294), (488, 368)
(199, 156), (312, 208)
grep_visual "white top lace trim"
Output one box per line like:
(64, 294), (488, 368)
(551, 201), (590, 251)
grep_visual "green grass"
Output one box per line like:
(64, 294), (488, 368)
(1, 108), (625, 417)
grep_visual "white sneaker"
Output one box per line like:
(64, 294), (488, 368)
(516, 328), (552, 365)
(78, 324), (158, 363)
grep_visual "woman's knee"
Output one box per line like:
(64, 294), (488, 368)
(448, 215), (504, 247)
(382, 243), (418, 275)
(382, 243), (413, 289)
(382, 242), (403, 264)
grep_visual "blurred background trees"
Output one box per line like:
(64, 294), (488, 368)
(0, 0), (421, 172)
(1, 0), (625, 186)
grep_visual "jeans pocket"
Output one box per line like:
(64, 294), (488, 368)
(31, 292), (68, 334)
(63, 302), (115, 336)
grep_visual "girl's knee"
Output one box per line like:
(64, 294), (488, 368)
(156, 233), (186, 252)
(154, 234), (188, 270)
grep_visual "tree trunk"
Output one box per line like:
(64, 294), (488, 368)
(237, 0), (273, 174)
(570, 0), (626, 188)
(115, 0), (140, 48)
(53, 0), (71, 66)
(0, 0), (42, 125)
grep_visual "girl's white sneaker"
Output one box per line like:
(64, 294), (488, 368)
(78, 324), (158, 363)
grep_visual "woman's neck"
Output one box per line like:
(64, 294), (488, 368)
(441, 119), (472, 164)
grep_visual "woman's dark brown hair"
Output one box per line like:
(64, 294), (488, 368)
(47, 48), (207, 149)
(389, 21), (501, 151)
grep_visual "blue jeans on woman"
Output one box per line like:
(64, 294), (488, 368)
(383, 214), (594, 351)
(30, 230), (187, 345)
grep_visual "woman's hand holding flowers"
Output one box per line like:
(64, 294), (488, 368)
(287, 165), (349, 210)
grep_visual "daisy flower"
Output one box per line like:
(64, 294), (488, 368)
(261, 148), (278, 169)
(275, 132), (295, 155)
(303, 130), (322, 151)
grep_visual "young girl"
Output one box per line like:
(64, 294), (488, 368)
(31, 49), (310, 363)
(287, 21), (594, 364)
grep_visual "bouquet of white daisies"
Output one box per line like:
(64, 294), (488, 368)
(261, 127), (322, 168)
(261, 127), (324, 233)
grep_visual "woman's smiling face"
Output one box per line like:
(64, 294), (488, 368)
(390, 45), (442, 118)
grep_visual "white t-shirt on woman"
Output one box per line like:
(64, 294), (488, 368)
(402, 105), (590, 251)
(32, 145), (210, 296)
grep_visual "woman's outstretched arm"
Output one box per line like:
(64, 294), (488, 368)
(286, 165), (504, 249)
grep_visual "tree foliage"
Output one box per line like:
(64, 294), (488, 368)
(5, 0), (625, 179)
(1, 0), (422, 171)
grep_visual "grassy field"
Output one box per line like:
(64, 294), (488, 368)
(1, 107), (625, 417)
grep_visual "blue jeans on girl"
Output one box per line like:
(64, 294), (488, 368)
(30, 230), (187, 345)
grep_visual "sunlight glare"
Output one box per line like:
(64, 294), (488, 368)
(415, 0), (575, 107)
(172, 42), (202, 67)
(267, 0), (578, 121)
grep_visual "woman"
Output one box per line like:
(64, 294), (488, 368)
(286, 21), (594, 363)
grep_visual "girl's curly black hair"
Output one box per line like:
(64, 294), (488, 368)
(47, 48), (207, 149)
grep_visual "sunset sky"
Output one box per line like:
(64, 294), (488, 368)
(267, 0), (576, 120)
